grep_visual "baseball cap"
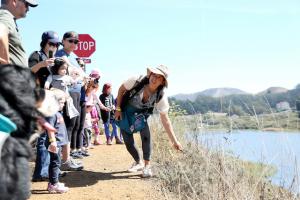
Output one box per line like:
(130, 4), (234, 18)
(41, 31), (60, 43)
(63, 31), (79, 41)
(25, 0), (38, 7)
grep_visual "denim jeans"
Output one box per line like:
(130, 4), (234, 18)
(45, 138), (61, 184)
(104, 120), (118, 138)
(32, 132), (50, 179)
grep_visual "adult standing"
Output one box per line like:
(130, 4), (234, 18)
(0, 0), (38, 67)
(29, 31), (59, 88)
(55, 31), (84, 158)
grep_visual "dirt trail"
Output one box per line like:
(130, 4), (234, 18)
(29, 135), (164, 200)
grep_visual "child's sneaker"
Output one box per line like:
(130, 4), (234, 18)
(106, 138), (112, 145)
(94, 140), (102, 145)
(142, 165), (153, 178)
(47, 182), (69, 193)
(127, 162), (144, 172)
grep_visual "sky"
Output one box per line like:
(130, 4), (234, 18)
(12, 0), (300, 96)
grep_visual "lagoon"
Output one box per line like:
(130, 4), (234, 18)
(197, 130), (300, 192)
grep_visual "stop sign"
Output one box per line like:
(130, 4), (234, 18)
(73, 34), (96, 58)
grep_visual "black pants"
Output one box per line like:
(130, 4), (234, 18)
(64, 92), (81, 149)
(76, 101), (86, 149)
(121, 123), (152, 162)
(45, 140), (61, 185)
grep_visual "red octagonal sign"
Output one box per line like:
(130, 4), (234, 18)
(73, 34), (96, 58)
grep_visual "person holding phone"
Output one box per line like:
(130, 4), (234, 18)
(30, 31), (61, 182)
(28, 31), (60, 88)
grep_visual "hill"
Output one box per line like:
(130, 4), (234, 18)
(172, 88), (248, 101)
(257, 87), (289, 95)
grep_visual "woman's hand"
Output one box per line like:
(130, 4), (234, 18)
(173, 140), (183, 151)
(42, 58), (55, 67)
(115, 110), (122, 120)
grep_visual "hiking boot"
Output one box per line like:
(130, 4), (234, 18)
(127, 162), (144, 173)
(70, 151), (84, 159)
(60, 159), (84, 171)
(142, 165), (153, 178)
(47, 182), (69, 193)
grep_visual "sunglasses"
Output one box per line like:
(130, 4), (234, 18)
(67, 39), (79, 44)
(48, 42), (59, 47)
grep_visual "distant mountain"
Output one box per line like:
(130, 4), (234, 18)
(200, 88), (248, 98)
(172, 88), (248, 101)
(257, 87), (289, 95)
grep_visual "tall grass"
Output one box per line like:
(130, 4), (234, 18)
(149, 109), (300, 200)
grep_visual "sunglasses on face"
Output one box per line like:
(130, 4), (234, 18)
(67, 39), (79, 45)
(48, 42), (59, 48)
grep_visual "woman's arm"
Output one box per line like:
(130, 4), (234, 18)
(92, 92), (110, 111)
(160, 112), (182, 150)
(114, 84), (128, 120)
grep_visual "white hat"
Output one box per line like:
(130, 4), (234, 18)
(147, 65), (169, 87)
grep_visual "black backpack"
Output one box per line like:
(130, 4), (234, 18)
(121, 76), (164, 114)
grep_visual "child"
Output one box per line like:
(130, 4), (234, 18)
(99, 83), (123, 145)
(91, 105), (102, 145)
(44, 58), (73, 92)
(45, 89), (69, 193)
(83, 102), (93, 149)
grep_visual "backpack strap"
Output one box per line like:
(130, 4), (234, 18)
(120, 75), (148, 110)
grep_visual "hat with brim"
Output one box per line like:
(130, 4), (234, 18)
(41, 31), (60, 44)
(147, 65), (169, 88)
(26, 0), (38, 7)
(63, 31), (79, 41)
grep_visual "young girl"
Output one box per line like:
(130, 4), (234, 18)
(44, 58), (73, 92)
(91, 105), (102, 145)
(100, 83), (122, 145)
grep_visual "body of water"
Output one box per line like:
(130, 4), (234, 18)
(197, 130), (300, 192)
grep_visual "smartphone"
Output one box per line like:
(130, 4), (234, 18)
(48, 50), (53, 58)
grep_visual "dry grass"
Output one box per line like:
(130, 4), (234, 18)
(149, 114), (300, 200)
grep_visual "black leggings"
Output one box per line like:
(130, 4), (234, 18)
(63, 92), (81, 149)
(76, 101), (86, 149)
(121, 123), (152, 162)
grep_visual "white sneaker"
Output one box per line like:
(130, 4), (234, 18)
(142, 165), (153, 178)
(127, 162), (144, 172)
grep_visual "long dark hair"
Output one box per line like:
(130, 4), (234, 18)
(51, 58), (68, 75)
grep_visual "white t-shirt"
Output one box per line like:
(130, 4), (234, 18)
(122, 75), (169, 114)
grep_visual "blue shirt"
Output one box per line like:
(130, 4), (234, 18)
(46, 112), (68, 146)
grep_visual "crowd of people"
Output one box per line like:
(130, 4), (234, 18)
(0, 0), (182, 199)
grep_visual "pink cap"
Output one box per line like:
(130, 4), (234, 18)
(89, 69), (101, 79)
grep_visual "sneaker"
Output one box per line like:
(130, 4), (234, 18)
(142, 165), (153, 178)
(60, 159), (84, 171)
(107, 139), (112, 145)
(127, 162), (144, 173)
(79, 150), (90, 157)
(94, 140), (102, 145)
(70, 151), (84, 159)
(47, 182), (69, 193)
(116, 138), (124, 144)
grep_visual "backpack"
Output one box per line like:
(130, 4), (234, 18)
(116, 76), (164, 134)
(120, 76), (164, 114)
